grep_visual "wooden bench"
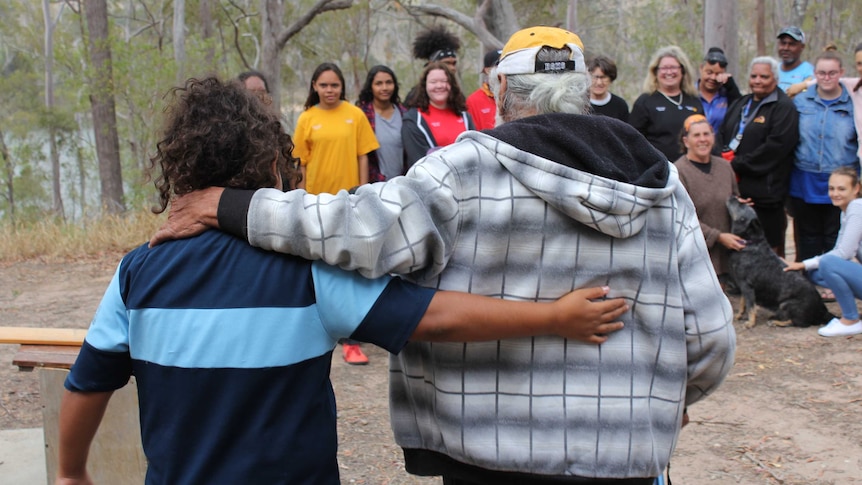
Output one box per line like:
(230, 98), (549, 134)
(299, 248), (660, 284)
(2, 326), (146, 483)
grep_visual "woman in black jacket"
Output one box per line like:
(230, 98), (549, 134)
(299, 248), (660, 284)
(720, 56), (799, 257)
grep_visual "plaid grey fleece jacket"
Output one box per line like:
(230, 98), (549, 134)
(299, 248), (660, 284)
(232, 113), (736, 479)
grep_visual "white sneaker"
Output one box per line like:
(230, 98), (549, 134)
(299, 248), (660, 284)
(818, 318), (862, 337)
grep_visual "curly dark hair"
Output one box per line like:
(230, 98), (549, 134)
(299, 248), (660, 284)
(412, 25), (461, 60)
(149, 77), (300, 213)
(357, 65), (401, 106)
(411, 61), (467, 113)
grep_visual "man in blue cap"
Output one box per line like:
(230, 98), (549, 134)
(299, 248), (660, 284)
(777, 26), (814, 91)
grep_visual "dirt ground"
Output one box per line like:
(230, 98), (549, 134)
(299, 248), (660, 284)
(2, 255), (861, 484)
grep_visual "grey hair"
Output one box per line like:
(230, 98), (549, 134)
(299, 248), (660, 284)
(749, 56), (781, 80)
(492, 46), (590, 124)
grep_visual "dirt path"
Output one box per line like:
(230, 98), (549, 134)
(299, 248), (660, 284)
(2, 257), (861, 484)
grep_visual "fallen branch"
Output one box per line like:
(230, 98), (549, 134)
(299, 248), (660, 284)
(742, 451), (785, 484)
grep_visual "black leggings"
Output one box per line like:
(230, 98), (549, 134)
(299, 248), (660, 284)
(752, 203), (788, 257)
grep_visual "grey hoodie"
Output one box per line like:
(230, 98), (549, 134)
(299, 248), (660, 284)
(222, 113), (735, 479)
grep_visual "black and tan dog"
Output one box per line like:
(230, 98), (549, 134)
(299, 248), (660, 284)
(725, 197), (834, 329)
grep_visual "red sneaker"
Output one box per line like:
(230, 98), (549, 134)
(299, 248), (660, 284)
(342, 344), (369, 365)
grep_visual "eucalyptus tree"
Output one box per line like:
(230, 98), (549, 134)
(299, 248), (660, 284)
(42, 0), (67, 219)
(83, 0), (124, 214)
(261, 0), (354, 110)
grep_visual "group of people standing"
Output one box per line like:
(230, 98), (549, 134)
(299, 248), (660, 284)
(289, 27), (488, 363)
(608, 28), (862, 336)
(251, 25), (862, 340)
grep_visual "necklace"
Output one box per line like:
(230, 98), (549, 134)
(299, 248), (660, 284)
(660, 91), (684, 110)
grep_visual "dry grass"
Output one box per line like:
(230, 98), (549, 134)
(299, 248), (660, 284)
(0, 210), (166, 263)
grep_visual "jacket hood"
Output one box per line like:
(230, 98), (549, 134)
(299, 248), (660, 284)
(458, 113), (678, 238)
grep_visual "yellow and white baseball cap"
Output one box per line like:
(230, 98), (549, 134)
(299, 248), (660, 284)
(496, 26), (586, 75)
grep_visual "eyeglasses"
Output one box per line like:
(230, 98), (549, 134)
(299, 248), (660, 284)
(815, 70), (840, 79)
(592, 74), (610, 82)
(658, 66), (681, 72)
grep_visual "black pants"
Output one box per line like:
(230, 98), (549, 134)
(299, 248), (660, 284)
(752, 202), (788, 257)
(406, 448), (656, 485)
(442, 476), (655, 485)
(790, 196), (840, 262)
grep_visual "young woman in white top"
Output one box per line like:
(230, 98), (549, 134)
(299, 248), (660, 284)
(785, 166), (862, 336)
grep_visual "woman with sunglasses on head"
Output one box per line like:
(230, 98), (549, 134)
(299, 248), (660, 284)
(788, 47), (859, 264)
(630, 46), (704, 161)
(697, 48), (741, 137)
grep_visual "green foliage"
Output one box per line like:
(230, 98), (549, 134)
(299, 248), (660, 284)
(3, 0), (862, 230)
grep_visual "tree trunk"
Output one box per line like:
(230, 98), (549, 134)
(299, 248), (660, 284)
(43, 0), (65, 220)
(199, 0), (215, 69)
(261, 0), (284, 109)
(756, 0), (766, 56)
(0, 129), (14, 222)
(790, 0), (809, 27)
(704, 0), (739, 78)
(75, 136), (88, 219)
(566, 0), (578, 33)
(400, 1), (509, 49)
(84, 0), (125, 214)
(261, 0), (354, 111)
(484, 0), (519, 43)
(173, 0), (186, 84)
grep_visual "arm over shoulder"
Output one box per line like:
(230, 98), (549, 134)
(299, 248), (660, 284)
(246, 155), (461, 280)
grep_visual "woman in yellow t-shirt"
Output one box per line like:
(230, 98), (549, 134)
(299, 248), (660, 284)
(294, 63), (380, 196)
(294, 63), (380, 365)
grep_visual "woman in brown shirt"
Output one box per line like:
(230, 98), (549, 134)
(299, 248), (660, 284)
(674, 114), (747, 283)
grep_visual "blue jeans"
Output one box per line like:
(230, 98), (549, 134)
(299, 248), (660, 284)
(808, 254), (862, 320)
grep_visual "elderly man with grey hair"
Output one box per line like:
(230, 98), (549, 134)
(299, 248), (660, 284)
(719, 56), (799, 258)
(153, 26), (735, 484)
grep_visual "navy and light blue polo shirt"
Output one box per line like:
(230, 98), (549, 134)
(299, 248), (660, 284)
(65, 230), (435, 484)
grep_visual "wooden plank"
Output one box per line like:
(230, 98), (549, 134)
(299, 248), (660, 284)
(13, 345), (80, 370)
(0, 327), (86, 346)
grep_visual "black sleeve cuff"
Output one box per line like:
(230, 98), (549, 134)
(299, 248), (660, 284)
(217, 188), (256, 239)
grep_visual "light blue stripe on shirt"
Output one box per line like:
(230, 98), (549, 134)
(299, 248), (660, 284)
(83, 265), (131, 353)
(311, 260), (393, 336)
(127, 306), (334, 368)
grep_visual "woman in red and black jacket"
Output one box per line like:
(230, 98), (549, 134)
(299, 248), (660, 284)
(401, 61), (475, 168)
